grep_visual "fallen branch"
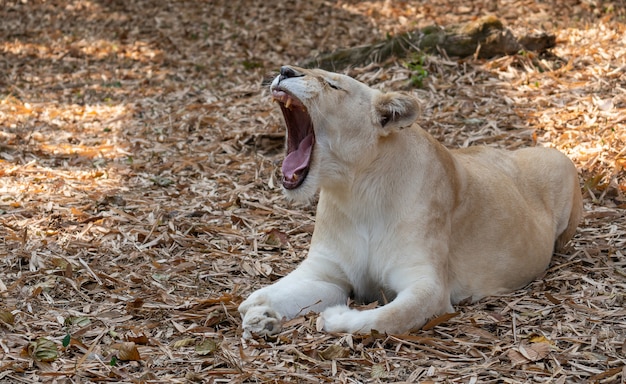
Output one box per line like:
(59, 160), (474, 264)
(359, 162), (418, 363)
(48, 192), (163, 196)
(303, 15), (556, 70)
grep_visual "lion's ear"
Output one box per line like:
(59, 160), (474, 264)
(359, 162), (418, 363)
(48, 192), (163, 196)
(373, 92), (420, 132)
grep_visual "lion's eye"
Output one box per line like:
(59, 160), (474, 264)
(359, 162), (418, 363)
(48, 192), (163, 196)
(326, 80), (341, 90)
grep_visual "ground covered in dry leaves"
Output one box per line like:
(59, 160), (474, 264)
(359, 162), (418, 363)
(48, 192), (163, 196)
(1, 0), (625, 383)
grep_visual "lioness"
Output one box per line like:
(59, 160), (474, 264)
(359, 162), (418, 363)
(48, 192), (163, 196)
(239, 65), (582, 338)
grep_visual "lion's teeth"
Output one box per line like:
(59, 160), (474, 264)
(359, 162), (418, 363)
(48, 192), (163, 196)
(285, 97), (292, 109)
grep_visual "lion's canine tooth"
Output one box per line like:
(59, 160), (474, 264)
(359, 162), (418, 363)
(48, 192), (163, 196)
(285, 97), (292, 109)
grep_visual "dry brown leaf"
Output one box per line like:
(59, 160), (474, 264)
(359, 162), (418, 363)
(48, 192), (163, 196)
(518, 342), (551, 362)
(589, 366), (626, 382)
(125, 333), (149, 345)
(507, 349), (530, 367)
(422, 312), (460, 331)
(115, 342), (142, 361)
(264, 228), (289, 247)
(318, 345), (350, 360)
(508, 341), (551, 366)
(458, 325), (498, 341)
(0, 310), (15, 326)
(544, 292), (561, 304)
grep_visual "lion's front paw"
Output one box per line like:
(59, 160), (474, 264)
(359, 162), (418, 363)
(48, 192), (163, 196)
(320, 305), (369, 334)
(241, 306), (283, 339)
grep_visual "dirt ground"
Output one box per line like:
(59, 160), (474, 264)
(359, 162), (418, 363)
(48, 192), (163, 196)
(1, 0), (625, 383)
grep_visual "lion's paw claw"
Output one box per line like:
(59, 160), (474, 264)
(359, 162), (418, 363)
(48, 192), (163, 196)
(241, 306), (283, 339)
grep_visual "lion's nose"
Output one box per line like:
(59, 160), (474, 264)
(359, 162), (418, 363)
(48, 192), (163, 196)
(279, 66), (303, 82)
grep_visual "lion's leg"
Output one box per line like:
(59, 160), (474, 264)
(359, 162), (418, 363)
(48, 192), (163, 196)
(239, 260), (349, 338)
(320, 278), (453, 334)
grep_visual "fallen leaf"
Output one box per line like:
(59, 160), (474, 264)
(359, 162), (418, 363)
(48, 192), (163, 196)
(507, 341), (551, 366)
(125, 333), (149, 345)
(544, 292), (561, 305)
(589, 366), (625, 382)
(116, 342), (141, 361)
(518, 342), (550, 361)
(371, 364), (387, 379)
(70, 207), (87, 217)
(172, 338), (196, 348)
(422, 312), (460, 331)
(195, 339), (218, 355)
(66, 316), (91, 327)
(458, 325), (498, 341)
(528, 333), (553, 345)
(126, 298), (145, 310)
(28, 338), (58, 362)
(62, 333), (71, 347)
(264, 228), (289, 247)
(318, 345), (350, 360)
(0, 309), (15, 326)
(507, 349), (529, 366)
(316, 314), (325, 332)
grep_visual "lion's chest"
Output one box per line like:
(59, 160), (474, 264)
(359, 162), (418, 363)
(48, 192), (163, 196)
(315, 212), (402, 304)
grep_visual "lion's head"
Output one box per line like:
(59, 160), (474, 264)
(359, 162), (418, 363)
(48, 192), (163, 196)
(270, 65), (420, 201)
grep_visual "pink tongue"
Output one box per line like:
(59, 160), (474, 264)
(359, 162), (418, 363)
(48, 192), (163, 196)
(282, 134), (314, 179)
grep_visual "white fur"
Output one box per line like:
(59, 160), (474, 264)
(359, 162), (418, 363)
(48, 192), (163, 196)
(239, 66), (583, 337)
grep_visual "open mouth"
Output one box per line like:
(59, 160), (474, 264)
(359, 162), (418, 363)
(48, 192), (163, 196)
(272, 89), (315, 190)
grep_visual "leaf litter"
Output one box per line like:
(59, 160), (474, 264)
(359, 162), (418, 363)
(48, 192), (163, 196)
(0, 0), (625, 383)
